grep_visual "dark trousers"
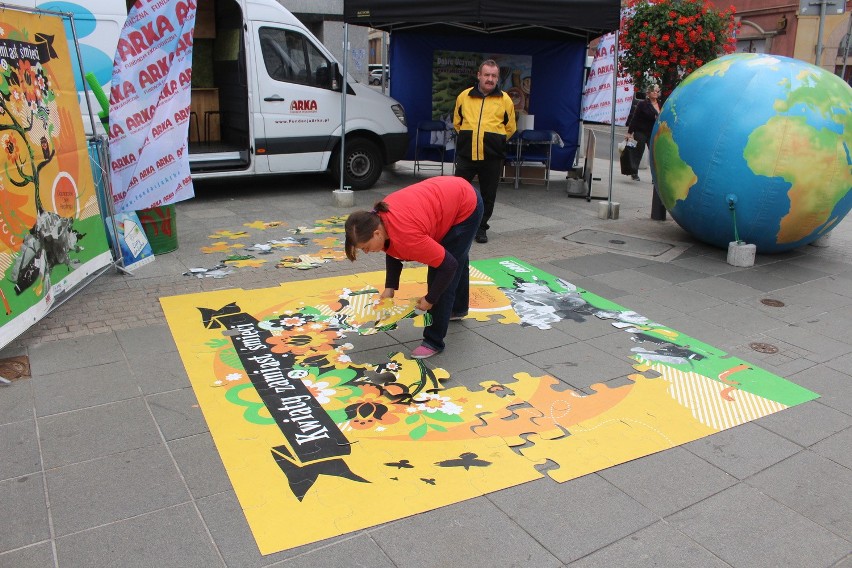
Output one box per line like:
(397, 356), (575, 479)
(454, 157), (502, 232)
(422, 191), (484, 351)
(634, 131), (667, 220)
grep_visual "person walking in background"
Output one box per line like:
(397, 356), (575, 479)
(625, 83), (661, 181)
(344, 176), (484, 359)
(453, 59), (516, 244)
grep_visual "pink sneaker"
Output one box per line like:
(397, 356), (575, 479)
(411, 344), (440, 359)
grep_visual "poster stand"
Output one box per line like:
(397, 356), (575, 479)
(0, 5), (124, 356)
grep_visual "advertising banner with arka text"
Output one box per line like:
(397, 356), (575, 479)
(0, 9), (112, 350)
(108, 0), (196, 213)
(581, 33), (634, 125)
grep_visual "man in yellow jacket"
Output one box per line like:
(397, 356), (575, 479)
(453, 59), (516, 243)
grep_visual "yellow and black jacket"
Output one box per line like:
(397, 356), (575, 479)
(453, 86), (517, 161)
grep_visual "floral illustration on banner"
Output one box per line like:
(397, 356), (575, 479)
(619, 0), (739, 97)
(0, 29), (85, 296)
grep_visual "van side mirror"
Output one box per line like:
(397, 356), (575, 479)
(330, 62), (341, 91)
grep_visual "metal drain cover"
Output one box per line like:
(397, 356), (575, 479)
(750, 342), (779, 354)
(563, 230), (674, 256)
(761, 299), (785, 307)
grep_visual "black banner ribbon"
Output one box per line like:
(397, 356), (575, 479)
(200, 303), (366, 499)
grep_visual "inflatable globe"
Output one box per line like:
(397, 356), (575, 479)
(652, 53), (852, 253)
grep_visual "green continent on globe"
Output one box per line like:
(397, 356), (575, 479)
(652, 122), (697, 210)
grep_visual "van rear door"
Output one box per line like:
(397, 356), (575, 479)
(251, 21), (340, 173)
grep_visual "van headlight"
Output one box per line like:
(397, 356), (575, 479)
(391, 104), (406, 127)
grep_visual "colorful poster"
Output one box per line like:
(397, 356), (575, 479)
(108, 0), (196, 213)
(105, 211), (154, 272)
(432, 51), (533, 149)
(581, 32), (635, 125)
(161, 257), (819, 555)
(0, 9), (112, 350)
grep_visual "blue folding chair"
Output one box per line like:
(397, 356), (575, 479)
(414, 120), (450, 175)
(514, 129), (556, 189)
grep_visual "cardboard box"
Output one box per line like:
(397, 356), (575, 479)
(504, 163), (547, 186)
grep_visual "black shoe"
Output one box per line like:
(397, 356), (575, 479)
(631, 174), (641, 181)
(475, 230), (488, 243)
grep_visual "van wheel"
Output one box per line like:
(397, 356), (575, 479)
(332, 138), (382, 191)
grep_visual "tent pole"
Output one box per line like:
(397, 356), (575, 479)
(339, 24), (349, 191)
(606, 30), (618, 215)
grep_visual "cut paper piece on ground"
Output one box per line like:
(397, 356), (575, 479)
(160, 257), (819, 555)
(203, 218), (347, 272)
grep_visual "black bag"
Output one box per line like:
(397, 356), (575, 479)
(620, 142), (642, 175)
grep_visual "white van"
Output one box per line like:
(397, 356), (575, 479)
(30, 0), (410, 190)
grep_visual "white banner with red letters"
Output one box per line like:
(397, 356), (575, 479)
(581, 33), (634, 126)
(108, 0), (196, 212)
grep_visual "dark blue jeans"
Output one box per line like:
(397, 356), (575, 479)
(422, 191), (484, 351)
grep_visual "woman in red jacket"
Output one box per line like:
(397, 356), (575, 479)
(344, 176), (483, 359)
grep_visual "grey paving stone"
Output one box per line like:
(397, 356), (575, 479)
(372, 495), (562, 568)
(115, 323), (178, 358)
(668, 483), (850, 568)
(0, 542), (54, 568)
(447, 357), (551, 392)
(718, 269), (799, 293)
(488, 475), (656, 564)
(642, 284), (724, 312)
(683, 422), (802, 480)
(690, 303), (786, 336)
(168, 433), (231, 500)
(523, 341), (634, 390)
(266, 534), (396, 568)
(764, 325), (852, 364)
(568, 520), (731, 568)
(679, 275), (764, 301)
(755, 400), (850, 447)
(27, 333), (124, 375)
(787, 364), (852, 415)
(127, 348), (192, 394)
(405, 330), (517, 373)
(146, 387), (209, 441)
(38, 398), (160, 469)
(655, 314), (742, 351)
(550, 310), (626, 341)
(798, 304), (852, 341)
(825, 351), (852, 376)
(0, 474), (48, 553)
(570, 277), (631, 300)
(55, 503), (223, 568)
(45, 444), (189, 537)
(671, 254), (742, 275)
(0, 420), (40, 481)
(632, 260), (707, 284)
(33, 360), (139, 417)
(599, 447), (736, 517)
(754, 261), (830, 283)
(0, 377), (33, 425)
(474, 321), (577, 356)
(810, 274), (852, 298)
(810, 427), (852, 469)
(196, 490), (347, 568)
(593, 293), (684, 325)
(551, 253), (652, 276)
(748, 450), (852, 539)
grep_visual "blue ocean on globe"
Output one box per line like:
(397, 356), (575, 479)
(651, 53), (852, 253)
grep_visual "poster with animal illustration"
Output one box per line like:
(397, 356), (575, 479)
(161, 257), (819, 555)
(0, 8), (112, 349)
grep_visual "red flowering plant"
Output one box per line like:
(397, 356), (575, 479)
(619, 0), (739, 98)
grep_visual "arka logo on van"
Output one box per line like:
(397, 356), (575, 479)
(289, 99), (318, 113)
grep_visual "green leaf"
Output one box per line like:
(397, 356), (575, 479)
(427, 423), (447, 432)
(410, 424), (428, 440)
(405, 413), (420, 424)
(426, 411), (464, 423)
